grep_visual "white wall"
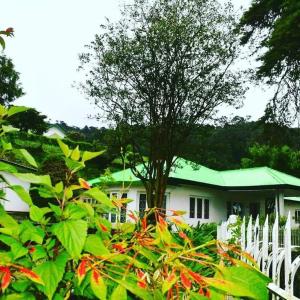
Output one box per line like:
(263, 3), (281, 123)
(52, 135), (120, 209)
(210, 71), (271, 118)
(0, 172), (30, 212)
(284, 200), (300, 227)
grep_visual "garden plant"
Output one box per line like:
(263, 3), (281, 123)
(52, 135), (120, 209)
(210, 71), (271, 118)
(0, 107), (271, 299)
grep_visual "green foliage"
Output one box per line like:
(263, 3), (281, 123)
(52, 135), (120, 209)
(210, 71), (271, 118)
(0, 107), (271, 299)
(0, 55), (24, 105)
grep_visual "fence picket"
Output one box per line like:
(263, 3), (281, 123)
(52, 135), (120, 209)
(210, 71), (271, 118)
(217, 212), (300, 300)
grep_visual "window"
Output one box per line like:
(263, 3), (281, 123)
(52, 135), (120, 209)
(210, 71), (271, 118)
(190, 197), (195, 218)
(120, 193), (127, 223)
(110, 193), (118, 223)
(295, 210), (300, 223)
(139, 193), (147, 217)
(190, 197), (209, 219)
(204, 199), (209, 219)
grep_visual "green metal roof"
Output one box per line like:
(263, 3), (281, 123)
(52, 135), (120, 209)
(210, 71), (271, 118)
(88, 158), (300, 190)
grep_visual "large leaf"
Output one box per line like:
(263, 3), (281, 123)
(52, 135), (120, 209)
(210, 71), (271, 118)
(214, 265), (271, 300)
(10, 185), (32, 206)
(7, 106), (28, 117)
(19, 220), (45, 244)
(71, 146), (80, 161)
(0, 161), (17, 173)
(29, 205), (51, 223)
(90, 270), (107, 300)
(52, 220), (87, 258)
(34, 252), (68, 300)
(63, 203), (87, 220)
(111, 284), (127, 300)
(14, 173), (52, 187)
(84, 188), (115, 208)
(57, 140), (71, 157)
(0, 205), (19, 237)
(82, 150), (105, 162)
(84, 234), (110, 256)
(0, 235), (27, 260)
(18, 149), (38, 168)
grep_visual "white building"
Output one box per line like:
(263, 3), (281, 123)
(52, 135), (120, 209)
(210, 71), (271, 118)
(89, 158), (300, 227)
(43, 125), (66, 139)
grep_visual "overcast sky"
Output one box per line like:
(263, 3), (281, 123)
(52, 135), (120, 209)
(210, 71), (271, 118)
(0, 0), (271, 128)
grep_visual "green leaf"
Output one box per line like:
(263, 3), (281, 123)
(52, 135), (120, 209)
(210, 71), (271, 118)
(71, 146), (80, 161)
(162, 274), (178, 294)
(2, 292), (35, 300)
(65, 158), (84, 173)
(0, 36), (5, 49)
(29, 205), (51, 223)
(0, 205), (19, 237)
(0, 235), (28, 259)
(63, 203), (87, 220)
(114, 279), (152, 300)
(84, 188), (115, 208)
(57, 139), (71, 157)
(111, 284), (127, 300)
(14, 173), (52, 187)
(76, 201), (94, 217)
(19, 220), (45, 244)
(213, 265), (271, 300)
(52, 220), (87, 258)
(2, 140), (12, 151)
(18, 149), (38, 168)
(90, 271), (107, 300)
(7, 106), (28, 117)
(34, 252), (68, 300)
(54, 181), (63, 194)
(10, 185), (32, 206)
(30, 245), (47, 261)
(84, 234), (110, 256)
(2, 125), (19, 133)
(49, 203), (62, 217)
(0, 161), (17, 173)
(82, 150), (105, 162)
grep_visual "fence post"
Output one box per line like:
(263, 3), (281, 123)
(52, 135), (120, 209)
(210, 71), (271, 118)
(246, 215), (252, 254)
(253, 215), (260, 260)
(262, 215), (269, 274)
(284, 212), (292, 295)
(241, 216), (246, 251)
(272, 213), (279, 284)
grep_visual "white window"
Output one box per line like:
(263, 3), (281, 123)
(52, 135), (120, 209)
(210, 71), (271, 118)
(189, 196), (209, 219)
(138, 193), (168, 217)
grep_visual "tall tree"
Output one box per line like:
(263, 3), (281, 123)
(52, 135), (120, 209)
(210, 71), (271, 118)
(0, 55), (24, 105)
(9, 108), (48, 134)
(79, 0), (246, 209)
(239, 0), (300, 124)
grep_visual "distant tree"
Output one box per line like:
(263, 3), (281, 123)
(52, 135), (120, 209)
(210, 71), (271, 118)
(79, 0), (246, 210)
(9, 108), (48, 134)
(241, 144), (300, 177)
(239, 0), (300, 124)
(0, 55), (24, 105)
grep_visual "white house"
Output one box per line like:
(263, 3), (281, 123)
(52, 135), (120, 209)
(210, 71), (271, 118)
(88, 158), (300, 227)
(43, 125), (66, 139)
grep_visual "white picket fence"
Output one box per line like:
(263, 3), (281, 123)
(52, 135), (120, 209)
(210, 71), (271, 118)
(217, 213), (300, 300)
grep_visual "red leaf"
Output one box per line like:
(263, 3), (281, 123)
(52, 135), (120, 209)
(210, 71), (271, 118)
(128, 211), (138, 222)
(141, 217), (147, 230)
(99, 223), (108, 232)
(158, 215), (167, 230)
(188, 271), (204, 284)
(18, 267), (43, 284)
(166, 271), (176, 283)
(77, 260), (88, 283)
(112, 243), (125, 253)
(179, 231), (188, 240)
(138, 280), (147, 289)
(92, 269), (100, 284)
(5, 28), (13, 34)
(29, 246), (36, 253)
(1, 267), (11, 291)
(180, 272), (191, 289)
(79, 178), (91, 190)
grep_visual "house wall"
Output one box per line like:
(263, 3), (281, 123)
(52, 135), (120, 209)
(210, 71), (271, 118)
(284, 200), (300, 227)
(0, 172), (30, 212)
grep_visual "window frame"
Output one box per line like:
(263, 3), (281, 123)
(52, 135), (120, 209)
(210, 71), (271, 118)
(189, 196), (209, 220)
